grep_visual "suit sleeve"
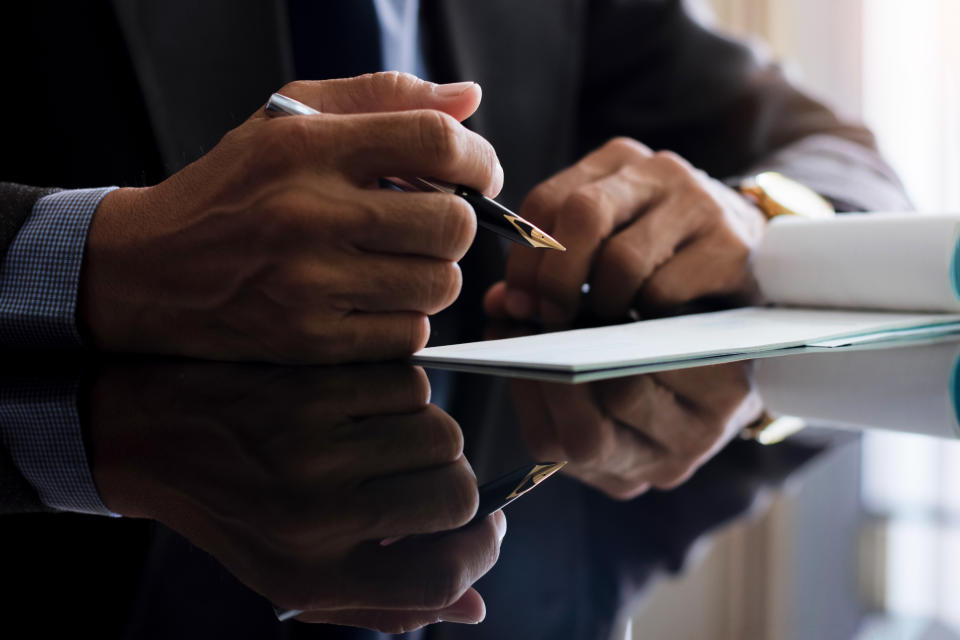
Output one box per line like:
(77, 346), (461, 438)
(578, 0), (911, 211)
(0, 182), (60, 263)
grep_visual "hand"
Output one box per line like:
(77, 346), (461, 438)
(512, 363), (762, 499)
(79, 72), (503, 363)
(88, 361), (505, 632)
(484, 137), (765, 324)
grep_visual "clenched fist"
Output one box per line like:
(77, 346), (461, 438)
(79, 72), (503, 363)
(485, 137), (765, 324)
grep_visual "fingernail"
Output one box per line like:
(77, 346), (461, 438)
(435, 81), (477, 97)
(438, 602), (481, 624)
(505, 289), (534, 318)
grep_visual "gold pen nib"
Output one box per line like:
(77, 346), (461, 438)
(529, 227), (566, 251)
(505, 215), (567, 251)
(505, 461), (568, 500)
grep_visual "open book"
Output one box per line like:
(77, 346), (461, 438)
(413, 213), (960, 373)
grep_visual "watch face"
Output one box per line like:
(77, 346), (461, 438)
(756, 172), (836, 219)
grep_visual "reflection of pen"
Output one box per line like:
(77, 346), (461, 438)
(274, 461), (566, 622)
(265, 93), (566, 251)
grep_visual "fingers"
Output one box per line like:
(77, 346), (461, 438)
(597, 373), (719, 489)
(346, 191), (477, 262)
(264, 109), (502, 197)
(295, 588), (486, 631)
(295, 364), (431, 417)
(496, 140), (764, 323)
(336, 110), (503, 196)
(500, 138), (651, 316)
(273, 72), (483, 122)
(326, 256), (463, 315)
(286, 312), (432, 363)
(355, 455), (479, 538)
(587, 191), (707, 317)
(637, 234), (753, 312)
(291, 511), (504, 613)
(339, 405), (465, 477)
(533, 166), (668, 322)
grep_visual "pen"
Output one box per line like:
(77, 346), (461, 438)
(264, 93), (566, 251)
(274, 460), (566, 621)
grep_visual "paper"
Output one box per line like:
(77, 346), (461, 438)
(413, 307), (960, 372)
(756, 340), (960, 439)
(754, 213), (960, 312)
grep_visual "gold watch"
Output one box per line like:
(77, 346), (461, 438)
(739, 171), (836, 220)
(736, 172), (833, 445)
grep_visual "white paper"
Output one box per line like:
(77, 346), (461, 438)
(754, 213), (960, 312)
(756, 341), (960, 439)
(413, 307), (960, 372)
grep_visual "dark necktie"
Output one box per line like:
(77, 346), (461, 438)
(286, 0), (383, 81)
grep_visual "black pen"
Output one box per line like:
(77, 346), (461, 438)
(264, 93), (566, 251)
(274, 461), (566, 622)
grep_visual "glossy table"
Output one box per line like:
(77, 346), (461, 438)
(3, 333), (959, 639)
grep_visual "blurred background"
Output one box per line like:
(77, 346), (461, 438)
(623, 2), (960, 638)
(707, 0), (960, 212)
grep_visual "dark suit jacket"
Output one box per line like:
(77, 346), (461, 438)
(0, 0), (909, 271)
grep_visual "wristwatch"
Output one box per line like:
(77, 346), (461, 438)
(739, 171), (836, 220)
(737, 172), (832, 445)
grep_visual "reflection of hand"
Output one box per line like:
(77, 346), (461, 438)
(484, 138), (765, 324)
(513, 363), (762, 499)
(80, 72), (503, 363)
(88, 362), (505, 631)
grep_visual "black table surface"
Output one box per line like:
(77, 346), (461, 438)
(3, 332), (958, 639)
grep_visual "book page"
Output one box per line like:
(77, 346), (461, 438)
(754, 213), (960, 312)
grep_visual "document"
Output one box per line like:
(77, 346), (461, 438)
(414, 213), (960, 373)
(413, 307), (960, 372)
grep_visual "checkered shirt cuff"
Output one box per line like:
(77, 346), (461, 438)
(0, 378), (117, 515)
(0, 187), (116, 348)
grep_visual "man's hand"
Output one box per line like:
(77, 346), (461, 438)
(484, 137), (765, 323)
(512, 363), (762, 499)
(80, 72), (503, 363)
(90, 362), (505, 632)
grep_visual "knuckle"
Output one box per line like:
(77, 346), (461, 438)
(425, 262), (462, 313)
(418, 406), (465, 464)
(439, 196), (477, 259)
(606, 481), (651, 501)
(406, 314), (431, 353)
(564, 185), (613, 232)
(371, 70), (420, 96)
(428, 262), (463, 313)
(599, 236), (643, 280)
(653, 150), (695, 181)
(520, 182), (558, 222)
(277, 79), (312, 100)
(562, 424), (617, 466)
(418, 553), (472, 610)
(408, 366), (432, 407)
(640, 276), (676, 307)
(416, 109), (462, 166)
(441, 463), (479, 528)
(651, 463), (695, 489)
(605, 136), (651, 157)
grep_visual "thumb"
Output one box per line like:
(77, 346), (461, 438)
(271, 72), (482, 122)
